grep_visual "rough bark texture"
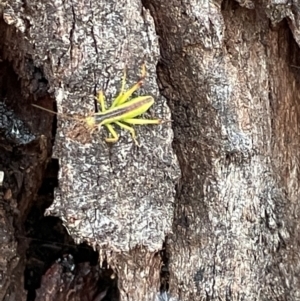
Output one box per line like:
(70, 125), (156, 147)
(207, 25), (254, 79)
(1, 0), (179, 301)
(2, 0), (300, 300)
(145, 0), (300, 300)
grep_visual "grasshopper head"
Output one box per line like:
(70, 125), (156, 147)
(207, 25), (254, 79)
(85, 116), (95, 129)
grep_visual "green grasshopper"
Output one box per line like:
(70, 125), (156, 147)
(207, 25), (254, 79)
(33, 64), (163, 145)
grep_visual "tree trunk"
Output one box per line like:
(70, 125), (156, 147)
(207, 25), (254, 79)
(1, 0), (300, 300)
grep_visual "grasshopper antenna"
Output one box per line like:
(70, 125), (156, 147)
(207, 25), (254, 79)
(32, 104), (81, 122)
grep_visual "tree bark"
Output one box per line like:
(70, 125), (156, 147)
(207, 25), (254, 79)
(1, 0), (300, 300)
(1, 0), (179, 300)
(145, 0), (300, 300)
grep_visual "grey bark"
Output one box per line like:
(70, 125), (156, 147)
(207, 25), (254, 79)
(1, 0), (300, 301)
(147, 0), (300, 300)
(1, 0), (179, 300)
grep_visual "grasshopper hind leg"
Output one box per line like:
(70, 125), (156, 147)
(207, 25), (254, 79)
(115, 121), (139, 146)
(111, 63), (147, 108)
(104, 122), (139, 146)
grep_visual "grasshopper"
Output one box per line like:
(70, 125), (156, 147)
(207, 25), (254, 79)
(33, 64), (164, 145)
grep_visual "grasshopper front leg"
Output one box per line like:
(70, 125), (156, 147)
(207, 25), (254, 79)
(104, 123), (119, 143)
(96, 90), (107, 112)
